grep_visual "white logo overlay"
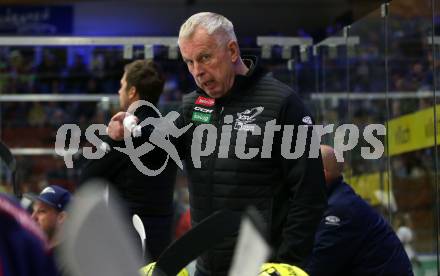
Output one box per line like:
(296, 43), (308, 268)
(113, 100), (192, 176)
(55, 100), (386, 176)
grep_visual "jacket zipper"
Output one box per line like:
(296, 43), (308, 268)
(207, 105), (224, 272)
(207, 105), (224, 213)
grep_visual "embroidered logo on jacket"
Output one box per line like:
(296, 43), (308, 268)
(325, 215), (341, 226)
(302, 116), (313, 125)
(192, 112), (212, 123)
(195, 96), (215, 107)
(194, 106), (214, 114)
(234, 107), (264, 131)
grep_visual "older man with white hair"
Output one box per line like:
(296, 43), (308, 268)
(108, 12), (327, 276)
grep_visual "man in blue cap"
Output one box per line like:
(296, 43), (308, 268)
(26, 185), (72, 250)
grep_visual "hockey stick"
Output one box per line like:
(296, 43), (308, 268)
(133, 214), (147, 261)
(153, 209), (242, 276)
(61, 180), (144, 276)
(228, 207), (271, 276)
(0, 141), (18, 198)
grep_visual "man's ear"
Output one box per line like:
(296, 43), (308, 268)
(57, 211), (67, 225)
(228, 40), (240, 63)
(128, 86), (138, 101)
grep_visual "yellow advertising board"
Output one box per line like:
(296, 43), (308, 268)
(346, 172), (390, 206)
(387, 105), (440, 156)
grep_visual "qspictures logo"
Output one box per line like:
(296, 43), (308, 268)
(55, 100), (386, 176)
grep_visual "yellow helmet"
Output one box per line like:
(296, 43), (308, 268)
(259, 263), (309, 276)
(139, 262), (189, 276)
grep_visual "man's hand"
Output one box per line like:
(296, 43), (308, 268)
(107, 112), (139, 141)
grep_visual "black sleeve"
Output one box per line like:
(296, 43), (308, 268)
(79, 136), (125, 184)
(274, 93), (328, 267)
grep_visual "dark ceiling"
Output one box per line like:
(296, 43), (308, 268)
(0, 0), (386, 42)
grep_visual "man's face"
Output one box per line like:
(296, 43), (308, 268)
(31, 201), (59, 240)
(179, 27), (237, 99)
(118, 73), (130, 111)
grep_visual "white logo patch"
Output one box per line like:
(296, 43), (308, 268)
(234, 107), (264, 131)
(41, 187), (56, 194)
(302, 116), (313, 125)
(325, 215), (341, 226)
(194, 106), (214, 113)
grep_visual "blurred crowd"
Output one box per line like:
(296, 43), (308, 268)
(0, 47), (193, 128)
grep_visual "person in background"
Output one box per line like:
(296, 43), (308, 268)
(306, 145), (413, 276)
(27, 184), (71, 251)
(26, 184), (72, 275)
(80, 59), (177, 261)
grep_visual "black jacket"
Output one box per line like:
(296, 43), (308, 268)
(177, 59), (327, 275)
(306, 177), (413, 276)
(80, 105), (177, 260)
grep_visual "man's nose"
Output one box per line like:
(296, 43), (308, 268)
(193, 62), (205, 78)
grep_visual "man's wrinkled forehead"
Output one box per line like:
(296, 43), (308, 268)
(180, 32), (220, 57)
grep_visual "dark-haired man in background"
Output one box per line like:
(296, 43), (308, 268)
(80, 60), (177, 261)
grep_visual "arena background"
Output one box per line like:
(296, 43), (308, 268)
(0, 0), (438, 275)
